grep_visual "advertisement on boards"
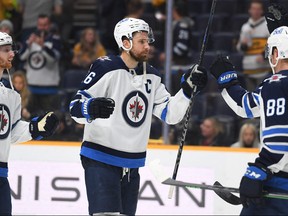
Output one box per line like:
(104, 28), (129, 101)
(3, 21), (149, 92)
(9, 161), (214, 215)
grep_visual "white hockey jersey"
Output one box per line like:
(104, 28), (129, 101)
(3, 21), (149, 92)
(0, 80), (32, 178)
(70, 55), (191, 168)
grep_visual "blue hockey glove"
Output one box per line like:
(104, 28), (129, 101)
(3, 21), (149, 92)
(265, 3), (288, 34)
(29, 112), (59, 140)
(82, 97), (115, 120)
(181, 64), (207, 97)
(210, 55), (239, 89)
(239, 163), (272, 208)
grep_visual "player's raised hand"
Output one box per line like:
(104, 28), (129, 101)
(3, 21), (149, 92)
(29, 112), (59, 140)
(210, 55), (239, 89)
(181, 64), (207, 97)
(265, 3), (288, 34)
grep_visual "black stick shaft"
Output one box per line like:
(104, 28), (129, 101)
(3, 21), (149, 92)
(171, 0), (218, 182)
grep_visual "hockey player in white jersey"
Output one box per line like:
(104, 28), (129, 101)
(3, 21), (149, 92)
(69, 17), (207, 215)
(0, 32), (59, 215)
(210, 26), (288, 215)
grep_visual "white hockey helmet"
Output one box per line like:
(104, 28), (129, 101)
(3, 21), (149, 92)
(266, 26), (288, 72)
(0, 32), (12, 46)
(114, 17), (154, 51)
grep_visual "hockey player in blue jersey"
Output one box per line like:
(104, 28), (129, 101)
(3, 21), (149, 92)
(0, 32), (59, 215)
(210, 26), (288, 215)
(69, 17), (207, 215)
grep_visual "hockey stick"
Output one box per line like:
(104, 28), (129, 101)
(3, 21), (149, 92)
(168, 0), (218, 199)
(163, 178), (288, 205)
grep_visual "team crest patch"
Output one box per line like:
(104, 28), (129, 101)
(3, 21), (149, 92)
(268, 74), (287, 83)
(28, 51), (46, 70)
(122, 91), (148, 127)
(0, 104), (10, 139)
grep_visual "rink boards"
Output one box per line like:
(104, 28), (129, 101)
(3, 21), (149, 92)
(8, 141), (258, 215)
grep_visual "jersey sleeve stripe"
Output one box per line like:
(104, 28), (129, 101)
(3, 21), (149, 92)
(79, 90), (92, 98)
(243, 93), (254, 118)
(252, 93), (260, 106)
(160, 103), (168, 121)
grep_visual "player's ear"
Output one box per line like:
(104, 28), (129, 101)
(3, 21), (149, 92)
(122, 39), (131, 49)
(272, 47), (278, 58)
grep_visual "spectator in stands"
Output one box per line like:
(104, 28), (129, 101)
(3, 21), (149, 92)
(0, 19), (13, 34)
(152, 0), (166, 21)
(236, 0), (271, 91)
(72, 27), (106, 70)
(18, 0), (62, 43)
(126, 0), (144, 19)
(18, 14), (62, 116)
(231, 123), (260, 148)
(199, 117), (227, 146)
(0, 19), (20, 76)
(98, 0), (127, 55)
(12, 71), (31, 120)
(0, 0), (14, 20)
(58, 0), (74, 42)
(159, 0), (195, 95)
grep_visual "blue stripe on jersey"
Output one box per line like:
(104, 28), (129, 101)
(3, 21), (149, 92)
(263, 128), (288, 137)
(0, 167), (8, 177)
(265, 143), (288, 152)
(161, 104), (168, 121)
(243, 94), (253, 118)
(80, 146), (145, 168)
(79, 90), (92, 98)
(252, 94), (260, 106)
(265, 176), (288, 191)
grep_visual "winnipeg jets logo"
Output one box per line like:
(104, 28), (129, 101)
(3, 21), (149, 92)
(0, 104), (10, 139)
(28, 51), (46, 69)
(122, 91), (148, 127)
(129, 94), (143, 121)
(268, 74), (287, 83)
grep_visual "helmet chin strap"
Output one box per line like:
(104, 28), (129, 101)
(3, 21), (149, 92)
(268, 55), (279, 74)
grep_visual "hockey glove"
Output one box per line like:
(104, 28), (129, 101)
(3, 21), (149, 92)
(239, 163), (272, 208)
(29, 112), (59, 140)
(181, 64), (207, 97)
(210, 55), (239, 89)
(265, 3), (288, 34)
(82, 97), (115, 120)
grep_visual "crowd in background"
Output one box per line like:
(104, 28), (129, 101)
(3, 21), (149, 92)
(0, 0), (274, 147)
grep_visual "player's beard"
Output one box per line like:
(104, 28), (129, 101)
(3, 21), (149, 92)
(129, 49), (149, 63)
(0, 57), (12, 69)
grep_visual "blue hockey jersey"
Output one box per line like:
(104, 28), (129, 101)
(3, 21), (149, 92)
(222, 70), (288, 174)
(69, 55), (191, 168)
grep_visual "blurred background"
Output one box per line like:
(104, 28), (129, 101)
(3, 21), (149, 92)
(1, 0), (278, 146)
